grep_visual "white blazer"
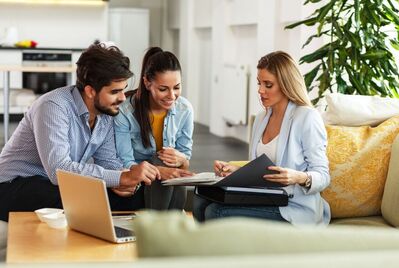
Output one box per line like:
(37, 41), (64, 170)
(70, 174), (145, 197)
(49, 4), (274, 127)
(250, 101), (331, 225)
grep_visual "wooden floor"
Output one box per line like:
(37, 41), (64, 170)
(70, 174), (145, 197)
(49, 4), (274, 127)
(190, 123), (248, 172)
(181, 123), (249, 211)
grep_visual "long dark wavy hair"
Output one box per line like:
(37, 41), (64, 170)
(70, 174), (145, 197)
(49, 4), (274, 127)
(127, 47), (181, 148)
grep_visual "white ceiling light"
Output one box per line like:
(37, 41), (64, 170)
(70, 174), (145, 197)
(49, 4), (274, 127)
(0, 0), (107, 6)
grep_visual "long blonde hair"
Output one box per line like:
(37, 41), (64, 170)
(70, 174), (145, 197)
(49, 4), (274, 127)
(257, 51), (312, 107)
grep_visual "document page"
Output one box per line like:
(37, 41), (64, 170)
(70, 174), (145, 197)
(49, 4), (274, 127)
(162, 172), (224, 186)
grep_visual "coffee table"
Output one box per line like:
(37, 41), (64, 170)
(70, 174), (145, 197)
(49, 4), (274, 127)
(6, 212), (137, 263)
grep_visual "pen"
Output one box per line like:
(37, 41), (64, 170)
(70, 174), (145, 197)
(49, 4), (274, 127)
(217, 164), (228, 176)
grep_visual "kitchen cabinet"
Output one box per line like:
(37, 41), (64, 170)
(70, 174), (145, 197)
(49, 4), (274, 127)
(0, 50), (22, 89)
(0, 65), (76, 142)
(71, 51), (82, 84)
(0, 48), (81, 118)
(108, 8), (149, 89)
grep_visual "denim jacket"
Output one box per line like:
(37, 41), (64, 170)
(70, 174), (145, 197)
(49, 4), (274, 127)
(114, 95), (194, 168)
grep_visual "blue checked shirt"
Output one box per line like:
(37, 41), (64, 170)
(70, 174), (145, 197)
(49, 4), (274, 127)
(0, 86), (123, 187)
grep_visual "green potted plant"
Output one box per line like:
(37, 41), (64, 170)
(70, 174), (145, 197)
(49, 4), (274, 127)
(286, 0), (399, 104)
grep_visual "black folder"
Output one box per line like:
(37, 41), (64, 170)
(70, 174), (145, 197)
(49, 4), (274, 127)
(196, 154), (289, 206)
(195, 186), (289, 206)
(214, 154), (284, 188)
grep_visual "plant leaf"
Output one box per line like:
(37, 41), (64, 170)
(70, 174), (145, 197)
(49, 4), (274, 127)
(362, 50), (388, 59)
(336, 74), (348, 93)
(285, 0), (399, 100)
(302, 31), (329, 48)
(285, 17), (318, 29)
(304, 64), (322, 88)
(305, 0), (323, 4)
(390, 39), (399, 50)
(383, 4), (399, 25)
(354, 0), (360, 29)
(316, 1), (336, 22)
(299, 45), (330, 64)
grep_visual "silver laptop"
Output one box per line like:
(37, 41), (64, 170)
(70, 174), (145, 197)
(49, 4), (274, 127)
(56, 169), (136, 243)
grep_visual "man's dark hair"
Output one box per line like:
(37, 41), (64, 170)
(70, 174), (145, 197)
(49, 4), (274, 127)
(76, 43), (133, 92)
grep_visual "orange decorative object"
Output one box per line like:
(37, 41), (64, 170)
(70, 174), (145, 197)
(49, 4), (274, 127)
(15, 40), (38, 48)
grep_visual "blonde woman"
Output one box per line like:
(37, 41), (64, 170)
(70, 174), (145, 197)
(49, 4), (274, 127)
(193, 51), (331, 225)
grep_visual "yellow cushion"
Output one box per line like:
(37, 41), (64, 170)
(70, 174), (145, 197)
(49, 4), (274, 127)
(322, 116), (399, 218)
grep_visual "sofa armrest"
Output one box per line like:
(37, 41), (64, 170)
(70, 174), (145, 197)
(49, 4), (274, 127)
(382, 134), (399, 227)
(133, 211), (399, 258)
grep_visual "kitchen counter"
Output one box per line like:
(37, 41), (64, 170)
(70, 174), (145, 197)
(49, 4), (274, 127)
(0, 64), (76, 143)
(0, 65), (76, 72)
(0, 46), (84, 52)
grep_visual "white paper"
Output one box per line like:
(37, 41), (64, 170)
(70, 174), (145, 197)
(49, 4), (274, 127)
(161, 172), (224, 186)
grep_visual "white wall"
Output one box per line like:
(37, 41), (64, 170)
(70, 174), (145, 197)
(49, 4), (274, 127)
(109, 0), (164, 47)
(0, 4), (107, 49)
(164, 0), (326, 143)
(108, 8), (149, 89)
(194, 28), (212, 126)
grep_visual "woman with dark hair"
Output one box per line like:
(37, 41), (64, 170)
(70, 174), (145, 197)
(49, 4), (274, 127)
(114, 47), (194, 210)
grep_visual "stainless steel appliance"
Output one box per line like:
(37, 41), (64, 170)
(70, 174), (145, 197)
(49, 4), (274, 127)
(22, 50), (72, 94)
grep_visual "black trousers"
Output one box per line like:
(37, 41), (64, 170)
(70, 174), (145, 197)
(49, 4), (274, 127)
(144, 180), (187, 210)
(0, 175), (145, 222)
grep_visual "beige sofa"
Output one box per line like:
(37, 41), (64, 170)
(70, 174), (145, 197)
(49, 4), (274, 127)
(1, 119), (398, 264)
(0, 252), (399, 268)
(110, 133), (399, 268)
(231, 117), (399, 228)
(130, 211), (399, 259)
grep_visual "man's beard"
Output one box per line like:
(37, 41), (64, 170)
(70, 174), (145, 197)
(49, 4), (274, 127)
(94, 96), (122, 116)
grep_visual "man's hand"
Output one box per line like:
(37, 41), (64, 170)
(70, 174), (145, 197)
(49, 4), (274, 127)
(119, 161), (160, 188)
(157, 147), (189, 168)
(157, 166), (194, 180)
(111, 185), (137, 197)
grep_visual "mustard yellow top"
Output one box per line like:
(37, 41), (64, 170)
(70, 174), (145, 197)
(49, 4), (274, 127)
(150, 111), (167, 151)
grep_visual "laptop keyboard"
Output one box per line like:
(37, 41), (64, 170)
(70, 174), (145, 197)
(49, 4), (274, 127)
(114, 226), (134, 238)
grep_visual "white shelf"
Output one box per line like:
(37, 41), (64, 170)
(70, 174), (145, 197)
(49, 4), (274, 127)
(0, 88), (38, 114)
